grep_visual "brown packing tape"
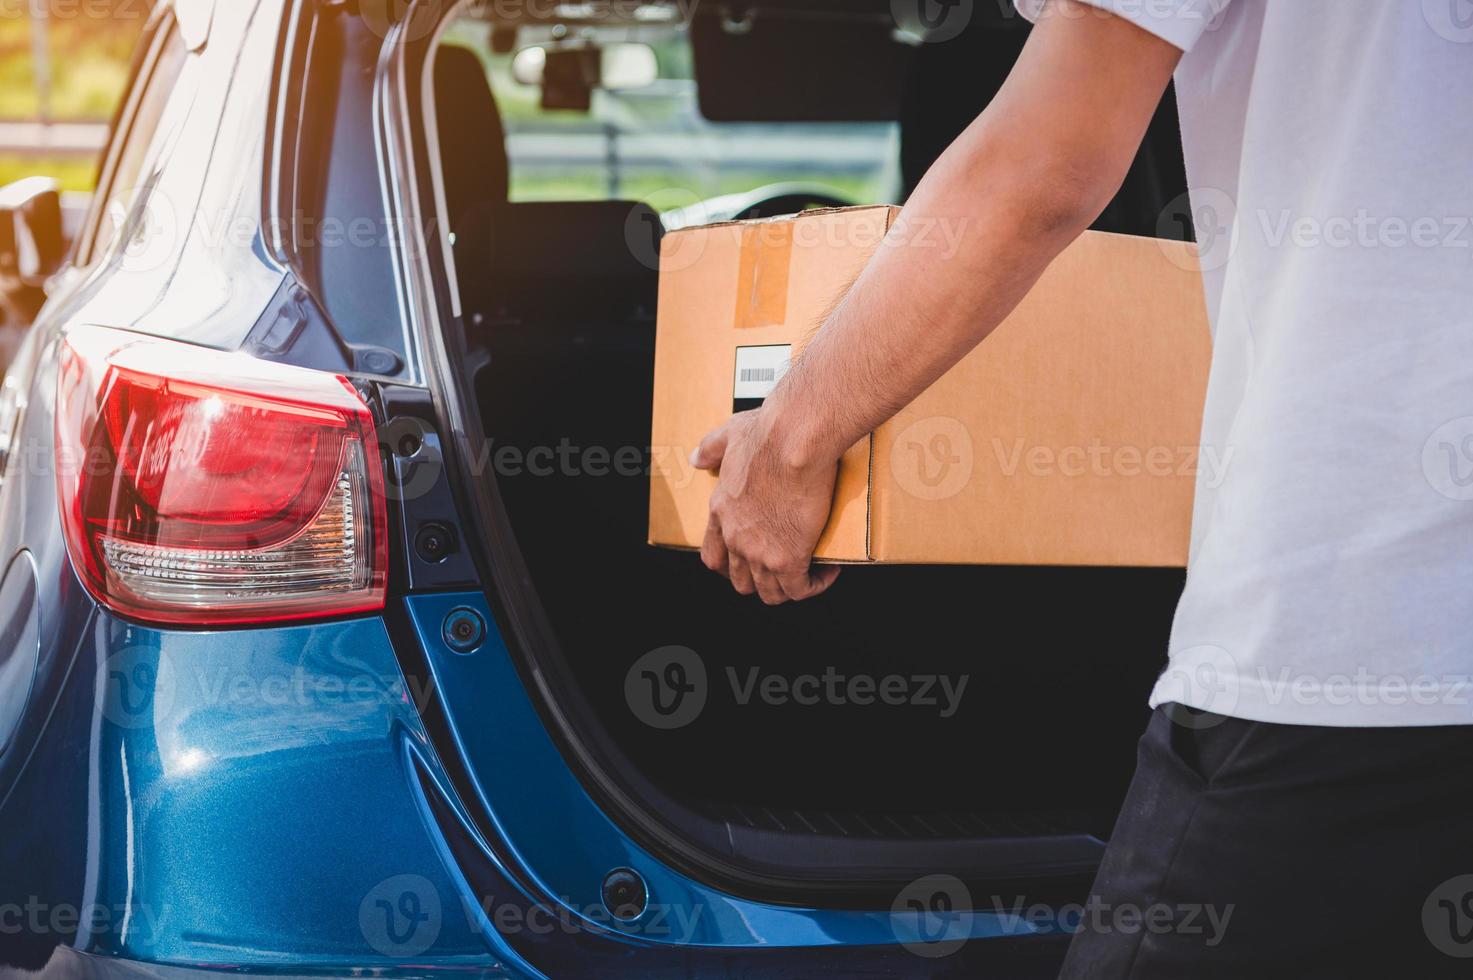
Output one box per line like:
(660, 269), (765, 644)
(733, 221), (794, 329)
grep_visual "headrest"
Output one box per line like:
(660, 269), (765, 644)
(433, 46), (508, 231)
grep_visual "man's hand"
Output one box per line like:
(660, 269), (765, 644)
(692, 409), (842, 605)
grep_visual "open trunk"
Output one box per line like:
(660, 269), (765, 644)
(442, 197), (1185, 903)
(426, 1), (1193, 906)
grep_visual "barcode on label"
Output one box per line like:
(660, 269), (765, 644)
(733, 344), (792, 400)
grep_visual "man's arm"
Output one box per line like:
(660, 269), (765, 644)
(693, 0), (1184, 605)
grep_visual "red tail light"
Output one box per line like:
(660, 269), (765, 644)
(55, 325), (388, 626)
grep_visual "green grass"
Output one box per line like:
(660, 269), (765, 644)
(0, 6), (141, 192)
(512, 171), (885, 212)
(1, 161), (882, 209)
(0, 154), (98, 192)
(0, 6), (143, 121)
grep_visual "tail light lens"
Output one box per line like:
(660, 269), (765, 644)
(55, 325), (388, 626)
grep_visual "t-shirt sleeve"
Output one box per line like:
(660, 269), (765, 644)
(1013, 0), (1231, 53)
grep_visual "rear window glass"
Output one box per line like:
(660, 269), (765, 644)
(439, 19), (901, 214)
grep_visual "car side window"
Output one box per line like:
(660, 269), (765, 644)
(77, 23), (192, 268)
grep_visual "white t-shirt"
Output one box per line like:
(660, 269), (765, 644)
(1016, 0), (1473, 725)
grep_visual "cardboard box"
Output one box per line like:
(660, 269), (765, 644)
(648, 205), (1211, 567)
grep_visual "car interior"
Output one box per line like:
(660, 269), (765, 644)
(426, 0), (1193, 905)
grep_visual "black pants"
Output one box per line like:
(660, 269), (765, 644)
(1061, 705), (1473, 979)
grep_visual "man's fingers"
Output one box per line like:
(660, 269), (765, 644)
(701, 518), (729, 576)
(809, 564), (843, 595)
(778, 563), (842, 602)
(752, 568), (789, 606)
(727, 555), (756, 596)
(691, 423), (731, 472)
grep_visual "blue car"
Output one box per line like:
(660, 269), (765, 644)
(0, 0), (1195, 975)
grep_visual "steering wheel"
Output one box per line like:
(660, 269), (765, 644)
(732, 191), (854, 221)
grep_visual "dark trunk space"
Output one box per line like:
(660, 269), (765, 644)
(467, 258), (1183, 847)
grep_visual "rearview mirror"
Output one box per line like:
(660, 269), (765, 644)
(0, 177), (66, 288)
(511, 42), (659, 100)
